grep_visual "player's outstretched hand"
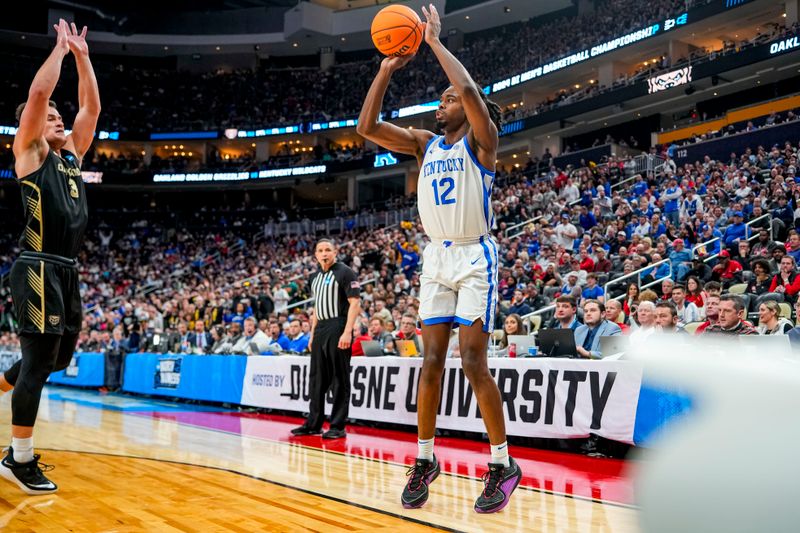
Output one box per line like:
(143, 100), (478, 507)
(67, 21), (90, 57)
(380, 53), (416, 73)
(421, 3), (441, 45)
(52, 18), (70, 56)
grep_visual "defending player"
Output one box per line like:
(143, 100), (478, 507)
(0, 19), (100, 494)
(356, 4), (521, 514)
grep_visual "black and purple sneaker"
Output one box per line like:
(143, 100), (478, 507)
(474, 457), (522, 513)
(401, 455), (440, 509)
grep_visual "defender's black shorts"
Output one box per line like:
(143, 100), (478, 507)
(10, 251), (82, 336)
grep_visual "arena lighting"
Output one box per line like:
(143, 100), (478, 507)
(0, 125), (118, 140)
(224, 128), (239, 139)
(150, 131), (218, 140)
(236, 125), (300, 137)
(309, 119), (357, 131)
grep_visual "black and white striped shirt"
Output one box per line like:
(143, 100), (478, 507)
(310, 262), (359, 320)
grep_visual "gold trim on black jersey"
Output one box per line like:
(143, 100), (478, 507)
(26, 260), (46, 334)
(21, 181), (44, 252)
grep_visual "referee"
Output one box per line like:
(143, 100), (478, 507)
(291, 239), (361, 439)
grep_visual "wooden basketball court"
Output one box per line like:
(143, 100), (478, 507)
(0, 387), (639, 532)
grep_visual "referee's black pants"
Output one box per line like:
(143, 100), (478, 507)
(307, 318), (351, 431)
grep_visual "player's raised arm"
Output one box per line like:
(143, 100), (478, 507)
(421, 4), (498, 159)
(356, 55), (434, 161)
(13, 19), (71, 170)
(64, 22), (100, 163)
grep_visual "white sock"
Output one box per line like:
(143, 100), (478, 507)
(417, 437), (434, 461)
(12, 437), (34, 464)
(490, 441), (510, 468)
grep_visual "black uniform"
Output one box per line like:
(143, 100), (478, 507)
(10, 149), (87, 335)
(5, 148), (88, 427)
(306, 262), (359, 432)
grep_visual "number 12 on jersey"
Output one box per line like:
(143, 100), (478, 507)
(431, 177), (456, 206)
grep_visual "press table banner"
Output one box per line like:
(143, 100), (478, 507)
(122, 353), (247, 404)
(49, 352), (105, 387)
(241, 356), (643, 444)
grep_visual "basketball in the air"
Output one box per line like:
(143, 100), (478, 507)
(370, 5), (423, 57)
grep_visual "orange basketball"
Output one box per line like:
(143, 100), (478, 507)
(370, 5), (423, 57)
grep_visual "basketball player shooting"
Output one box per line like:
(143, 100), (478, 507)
(357, 4), (522, 514)
(0, 19), (99, 495)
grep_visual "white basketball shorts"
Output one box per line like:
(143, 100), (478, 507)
(418, 235), (499, 333)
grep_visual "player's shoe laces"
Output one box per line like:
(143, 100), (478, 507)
(401, 455), (440, 509)
(474, 456), (522, 513)
(0, 447), (58, 495)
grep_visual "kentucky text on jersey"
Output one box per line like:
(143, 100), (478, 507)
(422, 157), (465, 177)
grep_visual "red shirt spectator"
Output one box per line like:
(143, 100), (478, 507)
(768, 256), (800, 300)
(711, 250), (742, 280)
(351, 329), (372, 356)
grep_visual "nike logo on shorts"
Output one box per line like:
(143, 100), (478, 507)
(470, 258), (480, 265)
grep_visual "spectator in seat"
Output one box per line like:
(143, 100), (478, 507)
(756, 300), (793, 335)
(786, 232), (800, 264)
(350, 323), (372, 357)
(694, 294), (720, 335)
(605, 299), (629, 333)
(641, 252), (670, 284)
(266, 322), (290, 352)
(396, 313), (423, 355)
(368, 316), (395, 352)
(187, 320), (212, 354)
(622, 283), (639, 316)
(507, 289), (533, 316)
(555, 213), (578, 249)
(655, 301), (687, 334)
(704, 294), (758, 335)
(593, 247), (612, 273)
(548, 296), (581, 330)
(685, 276), (706, 312)
(560, 273), (583, 300)
(711, 250), (743, 287)
(668, 239), (692, 281)
(769, 255), (800, 304)
(373, 298), (393, 326)
(231, 317), (270, 355)
(746, 259), (773, 296)
(286, 319), (310, 353)
(176, 321), (190, 353)
(497, 313), (525, 352)
(736, 240), (753, 272)
(525, 284), (548, 311)
(723, 211), (748, 247)
(210, 325), (228, 354)
(630, 301), (657, 342)
(686, 256), (713, 283)
(581, 273), (605, 304)
(769, 246), (786, 273)
(574, 300), (622, 359)
(671, 284), (700, 324)
(751, 228), (777, 258)
(660, 278), (675, 301)
(662, 178), (682, 227)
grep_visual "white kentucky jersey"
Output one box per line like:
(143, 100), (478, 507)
(417, 135), (495, 242)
